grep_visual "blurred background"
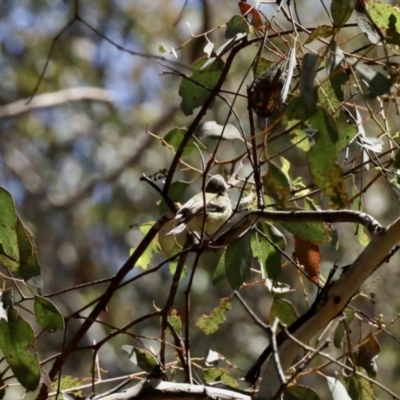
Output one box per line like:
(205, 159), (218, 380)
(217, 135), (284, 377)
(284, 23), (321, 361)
(1, 0), (400, 398)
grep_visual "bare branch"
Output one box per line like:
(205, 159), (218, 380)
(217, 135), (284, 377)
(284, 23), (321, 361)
(0, 87), (113, 119)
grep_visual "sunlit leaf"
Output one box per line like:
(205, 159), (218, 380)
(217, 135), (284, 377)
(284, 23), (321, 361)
(305, 25), (334, 44)
(167, 309), (182, 336)
(336, 126), (357, 152)
(270, 297), (299, 327)
(357, 17), (382, 45)
(132, 222), (161, 270)
(163, 128), (197, 156)
(34, 296), (64, 332)
(283, 213), (332, 244)
(369, 1), (400, 45)
(195, 121), (243, 141)
(203, 367), (239, 389)
(122, 345), (158, 372)
(196, 298), (231, 335)
(179, 58), (224, 116)
(221, 371), (239, 389)
(52, 376), (82, 396)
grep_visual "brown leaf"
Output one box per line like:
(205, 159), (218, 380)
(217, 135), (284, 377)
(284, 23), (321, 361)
(293, 236), (320, 283)
(238, 2), (264, 31)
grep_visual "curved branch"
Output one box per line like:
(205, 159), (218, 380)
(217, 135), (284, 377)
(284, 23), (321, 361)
(0, 87), (113, 119)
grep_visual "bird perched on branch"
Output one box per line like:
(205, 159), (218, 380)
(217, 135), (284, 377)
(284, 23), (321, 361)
(167, 175), (232, 237)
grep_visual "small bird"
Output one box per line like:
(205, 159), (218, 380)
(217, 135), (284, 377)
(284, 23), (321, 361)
(167, 175), (232, 237)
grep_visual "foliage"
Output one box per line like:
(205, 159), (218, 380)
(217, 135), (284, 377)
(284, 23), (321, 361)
(1, 1), (400, 399)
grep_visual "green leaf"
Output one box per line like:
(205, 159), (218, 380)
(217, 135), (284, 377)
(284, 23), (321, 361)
(225, 232), (252, 290)
(34, 296), (64, 332)
(203, 367), (239, 389)
(331, 0), (355, 28)
(203, 367), (222, 383)
(319, 77), (344, 114)
(262, 159), (292, 207)
(284, 384), (321, 400)
(15, 218), (42, 288)
(336, 126), (357, 152)
(212, 251), (226, 284)
(132, 222), (161, 270)
(333, 308), (354, 348)
(122, 345), (158, 372)
(220, 371), (239, 389)
(346, 367), (374, 400)
(251, 223), (286, 280)
(167, 309), (182, 336)
(0, 291), (40, 391)
(158, 180), (189, 215)
(225, 15), (249, 39)
(157, 44), (166, 53)
(305, 25), (334, 44)
(0, 188), (42, 287)
(179, 58), (224, 116)
(283, 211), (332, 244)
(270, 297), (299, 327)
(0, 188), (19, 271)
(307, 108), (347, 208)
(196, 298), (231, 335)
(285, 96), (319, 152)
(369, 1), (400, 45)
(51, 376), (82, 395)
(299, 53), (319, 111)
(163, 128), (197, 156)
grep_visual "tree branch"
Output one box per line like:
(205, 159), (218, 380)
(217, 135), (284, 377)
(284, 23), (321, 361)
(256, 217), (400, 400)
(0, 87), (113, 119)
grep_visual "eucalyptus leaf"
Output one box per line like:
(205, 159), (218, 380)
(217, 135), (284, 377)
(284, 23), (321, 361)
(195, 121), (243, 141)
